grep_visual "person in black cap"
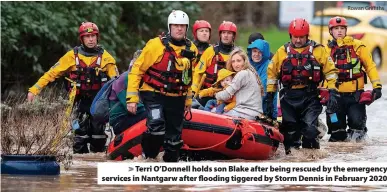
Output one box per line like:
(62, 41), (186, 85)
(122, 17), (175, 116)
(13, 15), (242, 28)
(248, 32), (265, 44)
(248, 32), (274, 59)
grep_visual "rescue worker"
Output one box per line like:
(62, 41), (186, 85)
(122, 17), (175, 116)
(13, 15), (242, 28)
(191, 20), (212, 109)
(27, 22), (119, 153)
(192, 21), (238, 107)
(266, 18), (339, 154)
(125, 10), (198, 162)
(192, 20), (212, 67)
(325, 16), (382, 142)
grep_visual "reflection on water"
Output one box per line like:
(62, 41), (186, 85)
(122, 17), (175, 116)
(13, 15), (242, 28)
(2, 83), (387, 191)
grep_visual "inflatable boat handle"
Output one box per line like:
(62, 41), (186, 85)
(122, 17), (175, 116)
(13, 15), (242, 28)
(184, 109), (192, 121)
(240, 123), (257, 145)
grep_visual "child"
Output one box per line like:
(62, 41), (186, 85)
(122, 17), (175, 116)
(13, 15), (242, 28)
(199, 69), (236, 114)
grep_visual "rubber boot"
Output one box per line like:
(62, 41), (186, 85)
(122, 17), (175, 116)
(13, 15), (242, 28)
(141, 133), (164, 159)
(347, 129), (367, 142)
(328, 131), (348, 142)
(163, 149), (180, 162)
(73, 135), (89, 154)
(89, 136), (107, 153)
(302, 137), (320, 149)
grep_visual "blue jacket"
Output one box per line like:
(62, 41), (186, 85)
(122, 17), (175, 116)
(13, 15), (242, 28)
(247, 39), (278, 118)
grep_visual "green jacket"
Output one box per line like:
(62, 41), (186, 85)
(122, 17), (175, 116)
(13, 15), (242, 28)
(109, 71), (145, 124)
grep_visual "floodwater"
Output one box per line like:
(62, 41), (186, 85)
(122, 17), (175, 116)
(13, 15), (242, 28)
(2, 73), (387, 192)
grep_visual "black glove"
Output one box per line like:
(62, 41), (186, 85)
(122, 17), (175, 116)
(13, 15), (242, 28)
(326, 89), (340, 114)
(264, 92), (275, 118)
(372, 88), (382, 101)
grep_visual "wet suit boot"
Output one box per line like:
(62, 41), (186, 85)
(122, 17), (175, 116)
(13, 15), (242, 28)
(301, 137), (320, 149)
(347, 128), (367, 142)
(141, 132), (164, 159)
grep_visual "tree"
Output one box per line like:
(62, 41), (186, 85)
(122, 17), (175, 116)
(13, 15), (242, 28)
(1, 2), (200, 96)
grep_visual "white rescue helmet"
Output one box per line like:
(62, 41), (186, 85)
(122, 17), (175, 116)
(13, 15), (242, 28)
(167, 10), (189, 33)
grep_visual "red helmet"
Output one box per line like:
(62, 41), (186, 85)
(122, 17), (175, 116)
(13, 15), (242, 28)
(328, 16), (348, 29)
(218, 21), (237, 39)
(192, 20), (211, 40)
(288, 18), (309, 37)
(78, 22), (99, 41)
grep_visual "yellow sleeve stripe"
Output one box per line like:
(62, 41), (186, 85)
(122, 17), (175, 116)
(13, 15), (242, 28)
(127, 91), (138, 96)
(33, 84), (42, 90)
(325, 73), (338, 80)
(267, 79), (278, 85)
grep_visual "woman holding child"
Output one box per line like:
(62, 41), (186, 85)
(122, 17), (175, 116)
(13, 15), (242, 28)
(199, 48), (264, 120)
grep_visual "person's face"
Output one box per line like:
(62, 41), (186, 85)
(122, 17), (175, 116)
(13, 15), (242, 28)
(330, 26), (347, 39)
(220, 76), (233, 88)
(170, 24), (187, 40)
(231, 53), (244, 72)
(196, 28), (210, 42)
(220, 31), (234, 45)
(82, 34), (98, 48)
(251, 48), (263, 62)
(291, 35), (308, 48)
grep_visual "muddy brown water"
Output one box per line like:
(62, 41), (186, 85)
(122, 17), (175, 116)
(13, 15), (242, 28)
(2, 75), (387, 192)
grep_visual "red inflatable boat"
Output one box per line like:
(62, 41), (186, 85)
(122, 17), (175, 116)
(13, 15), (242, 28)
(107, 109), (284, 161)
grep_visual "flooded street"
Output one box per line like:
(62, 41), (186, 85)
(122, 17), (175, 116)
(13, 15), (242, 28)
(2, 73), (387, 191)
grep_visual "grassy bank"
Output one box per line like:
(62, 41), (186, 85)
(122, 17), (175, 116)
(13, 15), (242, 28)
(236, 26), (290, 53)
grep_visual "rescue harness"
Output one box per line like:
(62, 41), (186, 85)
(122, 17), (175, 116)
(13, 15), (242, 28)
(328, 40), (365, 83)
(141, 35), (195, 95)
(193, 41), (210, 68)
(280, 41), (323, 89)
(202, 45), (227, 89)
(68, 46), (108, 96)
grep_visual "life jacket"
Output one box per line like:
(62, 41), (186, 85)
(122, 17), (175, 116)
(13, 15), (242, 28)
(141, 36), (194, 95)
(280, 41), (323, 88)
(193, 42), (210, 68)
(68, 46), (108, 96)
(202, 45), (227, 89)
(328, 41), (364, 82)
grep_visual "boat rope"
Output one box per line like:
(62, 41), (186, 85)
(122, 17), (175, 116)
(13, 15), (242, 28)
(181, 118), (243, 151)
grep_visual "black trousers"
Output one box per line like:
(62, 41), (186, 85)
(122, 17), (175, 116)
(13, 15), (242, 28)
(327, 91), (367, 142)
(111, 110), (147, 136)
(73, 96), (107, 154)
(280, 88), (322, 150)
(140, 91), (186, 162)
